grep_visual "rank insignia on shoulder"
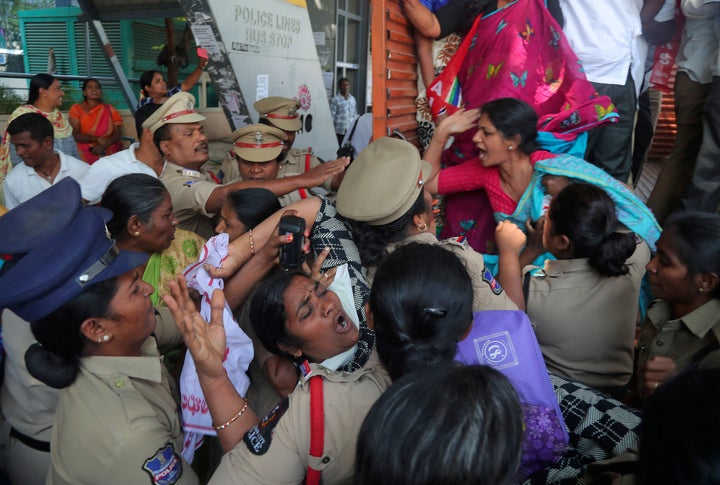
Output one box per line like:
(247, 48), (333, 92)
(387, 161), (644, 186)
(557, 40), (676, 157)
(447, 236), (468, 248)
(243, 398), (290, 455)
(142, 443), (183, 485)
(482, 268), (504, 295)
(299, 359), (313, 379)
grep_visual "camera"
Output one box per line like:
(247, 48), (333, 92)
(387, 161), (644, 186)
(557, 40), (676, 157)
(278, 215), (305, 271)
(336, 143), (355, 162)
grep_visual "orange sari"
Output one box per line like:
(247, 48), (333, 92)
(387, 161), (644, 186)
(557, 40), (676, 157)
(69, 102), (123, 164)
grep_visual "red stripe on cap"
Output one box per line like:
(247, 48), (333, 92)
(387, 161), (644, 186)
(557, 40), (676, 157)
(234, 141), (284, 149)
(266, 113), (299, 120)
(162, 109), (196, 122)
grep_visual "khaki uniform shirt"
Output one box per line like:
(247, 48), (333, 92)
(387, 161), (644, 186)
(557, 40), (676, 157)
(48, 310), (197, 485)
(160, 161), (218, 239)
(0, 310), (58, 442)
(218, 147), (332, 206)
(525, 239), (651, 390)
(209, 351), (390, 485)
(370, 232), (517, 312)
(637, 298), (720, 372)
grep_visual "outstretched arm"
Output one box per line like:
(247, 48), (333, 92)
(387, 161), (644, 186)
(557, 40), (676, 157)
(180, 56), (209, 92)
(204, 158), (349, 214)
(163, 277), (258, 452)
(206, 196), (323, 282)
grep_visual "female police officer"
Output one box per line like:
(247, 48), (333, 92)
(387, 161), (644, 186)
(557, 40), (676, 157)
(0, 180), (199, 485)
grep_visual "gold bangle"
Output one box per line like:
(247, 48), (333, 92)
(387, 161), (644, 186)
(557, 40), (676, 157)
(249, 228), (255, 255)
(213, 399), (249, 431)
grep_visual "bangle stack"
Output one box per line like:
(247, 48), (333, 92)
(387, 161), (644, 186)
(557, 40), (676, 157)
(213, 399), (249, 431)
(248, 228), (255, 255)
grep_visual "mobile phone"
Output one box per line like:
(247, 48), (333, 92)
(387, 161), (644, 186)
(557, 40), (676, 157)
(278, 215), (305, 271)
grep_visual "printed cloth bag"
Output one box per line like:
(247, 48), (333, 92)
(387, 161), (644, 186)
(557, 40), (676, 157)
(455, 310), (568, 478)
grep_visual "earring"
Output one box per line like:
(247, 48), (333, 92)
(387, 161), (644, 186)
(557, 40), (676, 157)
(699, 288), (705, 293)
(416, 222), (428, 233)
(103, 334), (111, 342)
(132, 231), (140, 238)
(508, 145), (514, 151)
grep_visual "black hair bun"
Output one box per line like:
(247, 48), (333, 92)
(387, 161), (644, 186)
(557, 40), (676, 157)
(25, 343), (78, 389)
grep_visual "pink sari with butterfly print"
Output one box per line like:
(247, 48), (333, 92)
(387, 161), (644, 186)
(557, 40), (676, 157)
(430, 0), (617, 253)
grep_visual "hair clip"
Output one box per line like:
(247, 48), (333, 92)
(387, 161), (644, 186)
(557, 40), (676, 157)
(423, 307), (447, 318)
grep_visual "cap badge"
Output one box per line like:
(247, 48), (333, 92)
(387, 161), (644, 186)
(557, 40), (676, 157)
(184, 98), (194, 110)
(288, 106), (297, 117)
(254, 132), (264, 146)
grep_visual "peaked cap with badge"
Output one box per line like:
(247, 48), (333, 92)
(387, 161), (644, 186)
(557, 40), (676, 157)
(254, 96), (302, 132)
(231, 124), (286, 163)
(142, 91), (206, 134)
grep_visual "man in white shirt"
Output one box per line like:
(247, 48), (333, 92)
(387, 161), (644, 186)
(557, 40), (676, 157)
(679, 0), (720, 212)
(79, 103), (165, 204)
(3, 113), (87, 209)
(559, 0), (646, 183)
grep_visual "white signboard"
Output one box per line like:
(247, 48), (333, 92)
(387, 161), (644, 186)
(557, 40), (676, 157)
(206, 0), (338, 160)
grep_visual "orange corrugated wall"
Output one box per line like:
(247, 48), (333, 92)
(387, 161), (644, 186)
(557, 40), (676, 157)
(371, 0), (421, 146)
(647, 70), (678, 162)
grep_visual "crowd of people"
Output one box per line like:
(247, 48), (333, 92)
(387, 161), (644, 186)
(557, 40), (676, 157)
(0, 0), (720, 483)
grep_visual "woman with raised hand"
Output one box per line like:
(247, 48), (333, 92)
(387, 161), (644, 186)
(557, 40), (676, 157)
(496, 183), (651, 392)
(138, 54), (208, 108)
(163, 230), (389, 483)
(424, 98), (660, 260)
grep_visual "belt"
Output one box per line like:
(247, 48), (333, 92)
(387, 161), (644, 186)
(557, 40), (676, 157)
(10, 427), (50, 452)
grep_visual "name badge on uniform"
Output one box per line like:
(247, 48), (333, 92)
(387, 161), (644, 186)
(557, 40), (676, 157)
(181, 168), (201, 177)
(243, 398), (290, 455)
(142, 443), (183, 485)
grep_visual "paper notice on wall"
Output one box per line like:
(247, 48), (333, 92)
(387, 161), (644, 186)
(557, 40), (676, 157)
(191, 25), (221, 55)
(313, 31), (326, 46)
(256, 74), (270, 100)
(322, 71), (334, 96)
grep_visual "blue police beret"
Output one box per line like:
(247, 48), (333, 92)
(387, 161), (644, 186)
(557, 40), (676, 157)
(0, 205), (148, 322)
(0, 178), (83, 257)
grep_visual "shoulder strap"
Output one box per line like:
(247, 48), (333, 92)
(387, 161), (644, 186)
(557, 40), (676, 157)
(522, 271), (532, 312)
(345, 116), (361, 145)
(306, 375), (324, 485)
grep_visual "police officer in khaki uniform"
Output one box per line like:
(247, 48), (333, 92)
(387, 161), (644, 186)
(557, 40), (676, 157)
(255, 96), (345, 201)
(0, 179), (198, 485)
(150, 92), (220, 239)
(334, 137), (517, 312)
(221, 122), (349, 207)
(210, 352), (389, 484)
(151, 94), (343, 239)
